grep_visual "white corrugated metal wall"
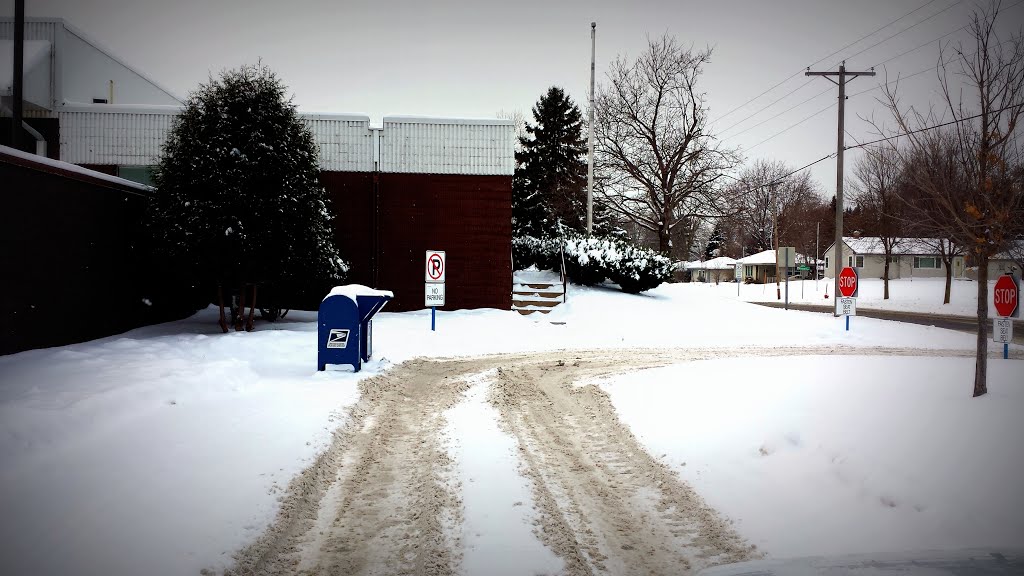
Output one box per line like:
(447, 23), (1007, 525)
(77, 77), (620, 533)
(56, 109), (514, 175)
(59, 108), (175, 165)
(303, 115), (374, 172)
(380, 117), (514, 175)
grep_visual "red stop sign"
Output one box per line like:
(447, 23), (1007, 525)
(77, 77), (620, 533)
(994, 275), (1019, 317)
(838, 267), (858, 297)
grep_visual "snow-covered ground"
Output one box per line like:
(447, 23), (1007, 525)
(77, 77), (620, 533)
(597, 355), (1024, 558)
(443, 369), (563, 576)
(700, 276), (1005, 317)
(0, 282), (1019, 574)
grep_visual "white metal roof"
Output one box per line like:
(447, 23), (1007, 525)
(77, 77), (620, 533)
(834, 236), (958, 256)
(1, 144), (153, 192)
(383, 115), (514, 126)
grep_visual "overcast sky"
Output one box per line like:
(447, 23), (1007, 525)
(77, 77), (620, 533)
(7, 0), (1022, 192)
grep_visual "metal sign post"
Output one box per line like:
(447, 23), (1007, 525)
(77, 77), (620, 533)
(776, 247), (795, 311)
(994, 318), (1013, 359)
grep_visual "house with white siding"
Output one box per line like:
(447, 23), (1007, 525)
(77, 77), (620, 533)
(683, 256), (737, 283)
(822, 236), (966, 280)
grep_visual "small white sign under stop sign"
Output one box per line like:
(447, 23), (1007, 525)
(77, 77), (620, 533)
(994, 318), (1013, 343)
(425, 283), (445, 307)
(839, 297), (856, 316)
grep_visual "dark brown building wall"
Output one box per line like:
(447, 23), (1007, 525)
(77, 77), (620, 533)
(320, 171), (512, 313)
(0, 157), (172, 355)
(377, 173), (512, 312)
(320, 171), (376, 287)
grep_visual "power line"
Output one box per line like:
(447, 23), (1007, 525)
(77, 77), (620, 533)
(746, 101), (836, 151)
(843, 102), (1024, 150)
(719, 78), (816, 136)
(721, 152), (838, 191)
(849, 36), (1018, 99)
(717, 1), (960, 140)
(714, 0), (941, 122)
(722, 86), (833, 141)
(837, 0), (964, 66)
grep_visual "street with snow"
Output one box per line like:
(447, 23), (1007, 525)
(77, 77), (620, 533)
(0, 281), (1021, 575)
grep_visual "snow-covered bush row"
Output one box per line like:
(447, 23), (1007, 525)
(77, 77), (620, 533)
(513, 234), (675, 294)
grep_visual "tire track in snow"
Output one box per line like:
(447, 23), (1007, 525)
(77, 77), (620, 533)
(225, 345), (1011, 575)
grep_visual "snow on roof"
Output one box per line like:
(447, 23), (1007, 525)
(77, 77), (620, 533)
(736, 249), (777, 265)
(298, 112), (372, 123)
(60, 102), (184, 114)
(323, 284), (394, 303)
(383, 115), (514, 126)
(991, 240), (1023, 260)
(841, 236), (956, 255)
(684, 256), (737, 270)
(0, 144), (154, 193)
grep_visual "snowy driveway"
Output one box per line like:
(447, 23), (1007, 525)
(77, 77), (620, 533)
(227, 345), (1017, 576)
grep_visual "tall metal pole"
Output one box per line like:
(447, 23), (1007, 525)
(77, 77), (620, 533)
(807, 62), (874, 315)
(815, 221), (820, 292)
(11, 0), (25, 150)
(587, 22), (596, 235)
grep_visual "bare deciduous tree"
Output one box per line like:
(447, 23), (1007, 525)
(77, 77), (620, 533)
(850, 146), (907, 299)
(594, 35), (737, 256)
(900, 131), (968, 304)
(726, 160), (817, 254)
(876, 1), (1024, 396)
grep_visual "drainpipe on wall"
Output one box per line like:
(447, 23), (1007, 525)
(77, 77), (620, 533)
(11, 0), (25, 150)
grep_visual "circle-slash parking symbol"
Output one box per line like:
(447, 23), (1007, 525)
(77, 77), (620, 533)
(425, 250), (446, 283)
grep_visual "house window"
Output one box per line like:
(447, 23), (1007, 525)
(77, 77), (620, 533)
(914, 256), (940, 269)
(855, 256), (864, 267)
(848, 256), (853, 267)
(745, 265), (753, 277)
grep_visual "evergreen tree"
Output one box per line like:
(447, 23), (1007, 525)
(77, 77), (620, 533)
(704, 223), (725, 259)
(514, 87), (589, 238)
(146, 64), (346, 322)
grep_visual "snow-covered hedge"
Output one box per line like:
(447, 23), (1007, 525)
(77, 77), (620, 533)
(513, 233), (675, 294)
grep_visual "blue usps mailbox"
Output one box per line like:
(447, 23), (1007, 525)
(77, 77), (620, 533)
(318, 286), (393, 372)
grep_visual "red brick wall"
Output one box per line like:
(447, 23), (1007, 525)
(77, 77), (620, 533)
(322, 171), (512, 313)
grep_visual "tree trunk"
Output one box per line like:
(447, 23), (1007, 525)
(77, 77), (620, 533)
(943, 256), (953, 305)
(883, 256), (890, 300)
(974, 257), (989, 397)
(217, 285), (229, 334)
(658, 223), (672, 256)
(246, 284), (258, 332)
(235, 285), (246, 332)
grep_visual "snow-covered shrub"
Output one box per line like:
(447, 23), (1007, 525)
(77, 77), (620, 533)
(562, 233), (674, 292)
(562, 234), (619, 285)
(516, 231), (674, 293)
(512, 235), (561, 271)
(608, 243), (675, 294)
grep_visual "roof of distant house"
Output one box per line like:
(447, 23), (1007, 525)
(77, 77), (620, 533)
(827, 236), (958, 256)
(683, 256), (737, 270)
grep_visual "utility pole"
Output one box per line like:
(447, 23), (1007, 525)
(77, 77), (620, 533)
(587, 22), (596, 235)
(11, 0), (25, 150)
(807, 62), (874, 315)
(773, 186), (780, 300)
